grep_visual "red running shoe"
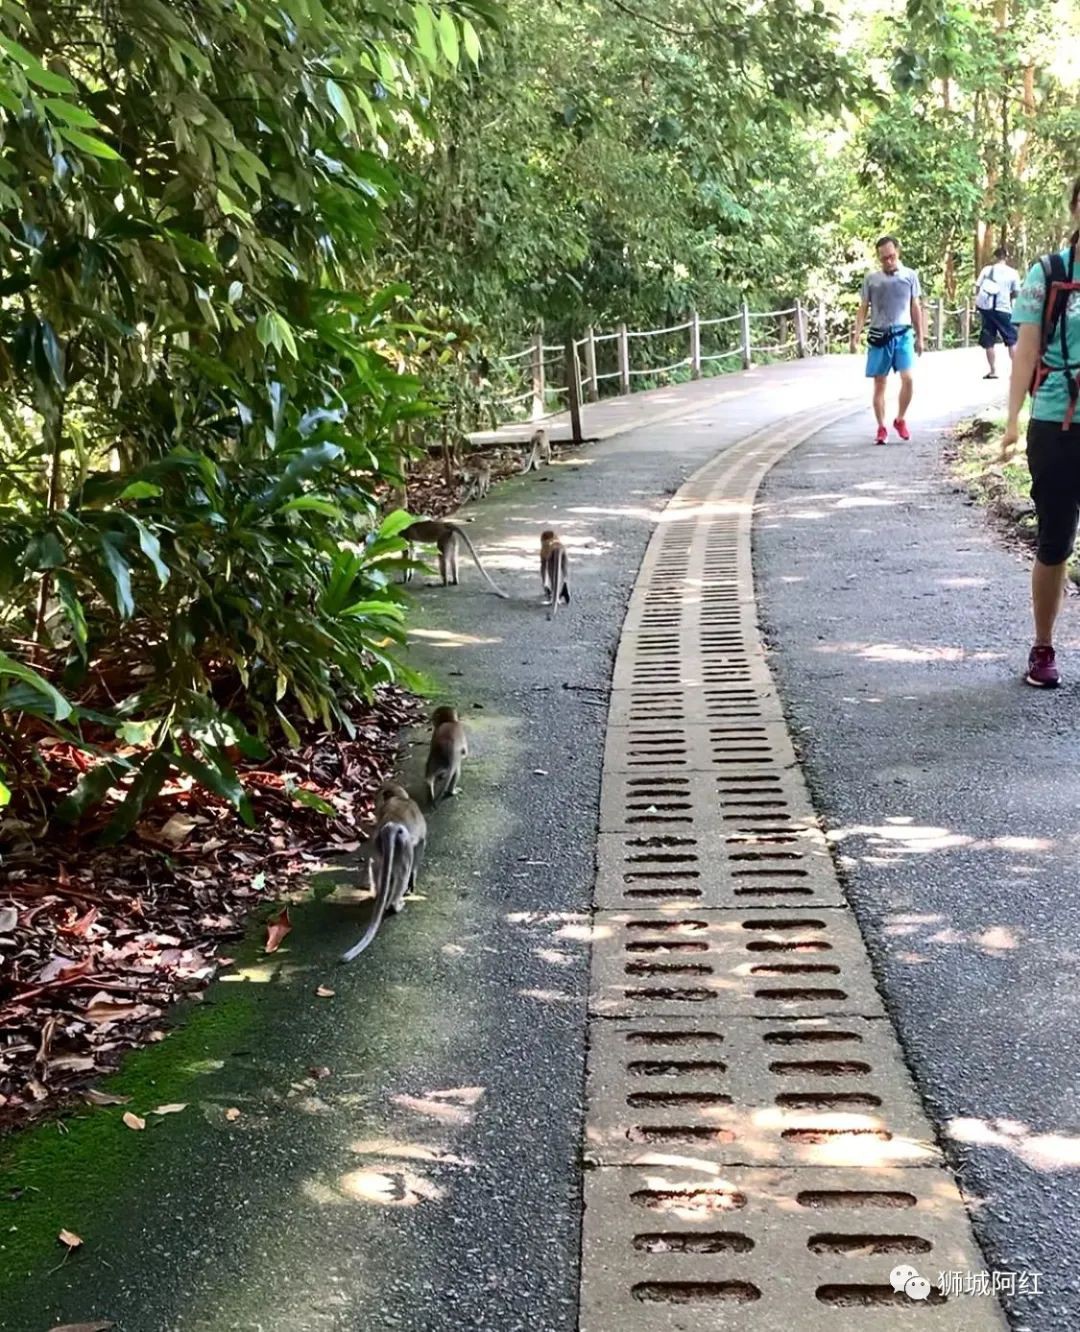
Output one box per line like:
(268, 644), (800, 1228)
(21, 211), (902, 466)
(893, 417), (911, 441)
(875, 425), (888, 446)
(1025, 645), (1060, 689)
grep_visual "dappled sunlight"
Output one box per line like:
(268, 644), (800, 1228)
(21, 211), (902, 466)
(336, 1167), (446, 1207)
(948, 1117), (1080, 1171)
(410, 627), (503, 647)
(518, 987), (581, 1005)
(940, 576), (991, 589)
(219, 962), (280, 984)
(882, 913), (1023, 956)
(350, 1137), (473, 1168)
(832, 495), (901, 510)
(816, 640), (1008, 664)
(565, 504), (659, 522)
(829, 820), (974, 856)
(390, 1086), (485, 1126)
(537, 947), (576, 967)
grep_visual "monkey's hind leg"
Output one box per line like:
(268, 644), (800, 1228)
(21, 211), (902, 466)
(388, 847), (413, 915)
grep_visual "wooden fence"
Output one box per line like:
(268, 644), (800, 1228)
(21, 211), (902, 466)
(492, 299), (981, 442)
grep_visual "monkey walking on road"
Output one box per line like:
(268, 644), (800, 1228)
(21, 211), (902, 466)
(520, 427), (551, 474)
(402, 519), (508, 598)
(540, 529), (570, 621)
(461, 459), (491, 502)
(425, 706), (468, 806)
(340, 783), (427, 962)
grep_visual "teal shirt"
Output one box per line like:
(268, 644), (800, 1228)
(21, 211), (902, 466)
(1012, 247), (1080, 422)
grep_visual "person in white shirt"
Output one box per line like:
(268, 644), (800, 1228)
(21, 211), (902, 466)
(974, 246), (1022, 379)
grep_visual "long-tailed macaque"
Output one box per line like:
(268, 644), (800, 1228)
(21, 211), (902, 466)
(425, 706), (467, 806)
(402, 519), (508, 598)
(540, 529), (570, 621)
(340, 783), (426, 962)
(520, 427), (551, 473)
(462, 459), (492, 502)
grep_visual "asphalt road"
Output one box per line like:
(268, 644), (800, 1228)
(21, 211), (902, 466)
(758, 391), (1080, 1331)
(1, 358), (869, 1332)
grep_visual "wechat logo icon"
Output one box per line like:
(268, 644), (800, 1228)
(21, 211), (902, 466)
(890, 1265), (932, 1301)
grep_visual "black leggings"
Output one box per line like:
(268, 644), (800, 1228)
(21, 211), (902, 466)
(1029, 418), (1080, 565)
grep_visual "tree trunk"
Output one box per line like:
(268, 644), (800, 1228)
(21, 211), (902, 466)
(33, 399), (65, 659)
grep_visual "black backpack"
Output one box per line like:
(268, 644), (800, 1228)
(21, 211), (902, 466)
(1032, 241), (1080, 427)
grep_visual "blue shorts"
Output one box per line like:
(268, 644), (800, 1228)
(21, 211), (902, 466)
(978, 307), (1018, 349)
(865, 325), (915, 378)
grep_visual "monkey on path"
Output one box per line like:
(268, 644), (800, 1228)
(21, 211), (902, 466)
(340, 782), (426, 962)
(402, 519), (508, 598)
(425, 706), (467, 806)
(540, 529), (570, 621)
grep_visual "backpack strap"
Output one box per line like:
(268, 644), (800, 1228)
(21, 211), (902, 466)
(1032, 245), (1080, 426)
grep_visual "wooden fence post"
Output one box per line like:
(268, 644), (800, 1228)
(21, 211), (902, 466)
(740, 301), (752, 370)
(584, 325), (598, 402)
(817, 300), (827, 355)
(961, 304), (971, 348)
(566, 339), (584, 445)
(531, 322), (545, 421)
(617, 322), (630, 395)
(795, 299), (807, 358)
(690, 310), (702, 379)
(935, 298), (945, 351)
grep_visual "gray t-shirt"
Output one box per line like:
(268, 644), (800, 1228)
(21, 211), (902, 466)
(861, 266), (921, 330)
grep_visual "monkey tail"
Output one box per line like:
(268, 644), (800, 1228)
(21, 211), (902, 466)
(340, 824), (400, 962)
(548, 550), (566, 621)
(451, 524), (509, 598)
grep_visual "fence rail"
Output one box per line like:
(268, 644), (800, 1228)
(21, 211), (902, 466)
(491, 296), (983, 442)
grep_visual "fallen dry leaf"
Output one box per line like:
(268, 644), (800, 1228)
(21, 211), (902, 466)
(315, 985), (335, 998)
(309, 1066), (332, 1081)
(158, 813), (204, 846)
(58, 1228), (83, 1249)
(84, 997), (137, 1024)
(152, 1103), (188, 1116)
(63, 906), (100, 938)
(38, 954), (93, 985)
(47, 1055), (98, 1076)
(122, 1112), (146, 1131)
(83, 1089), (132, 1107)
(26, 1076), (48, 1102)
(48, 1322), (115, 1332)
(48, 1322), (116, 1332)
(264, 906), (291, 953)
(225, 1106), (241, 1122)
(0, 905), (17, 933)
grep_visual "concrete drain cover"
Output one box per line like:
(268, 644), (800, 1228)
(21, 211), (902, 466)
(581, 404), (1006, 1328)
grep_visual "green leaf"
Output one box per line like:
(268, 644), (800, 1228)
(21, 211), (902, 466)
(0, 33), (75, 93)
(99, 534), (134, 619)
(55, 757), (132, 825)
(0, 776), (9, 808)
(278, 496), (344, 518)
(377, 508), (415, 540)
(437, 10), (460, 67)
(56, 572), (88, 660)
(0, 650), (73, 721)
(275, 706), (302, 750)
(125, 516), (170, 586)
(38, 321), (65, 390)
(462, 18), (482, 65)
(326, 79), (356, 134)
(100, 751), (172, 844)
(55, 125), (123, 160)
(119, 481), (163, 500)
(42, 98), (100, 129)
(171, 748), (255, 826)
(285, 779), (336, 817)
(413, 3), (438, 64)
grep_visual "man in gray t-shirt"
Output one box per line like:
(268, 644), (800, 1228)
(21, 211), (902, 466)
(850, 235), (925, 445)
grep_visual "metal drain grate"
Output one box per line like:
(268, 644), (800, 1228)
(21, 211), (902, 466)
(582, 404), (1006, 1329)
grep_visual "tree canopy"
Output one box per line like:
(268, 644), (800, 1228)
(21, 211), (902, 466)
(1, 0), (1077, 833)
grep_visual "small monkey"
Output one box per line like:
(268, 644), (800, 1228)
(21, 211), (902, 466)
(402, 519), (508, 598)
(425, 705), (468, 805)
(462, 459), (491, 502)
(540, 529), (570, 621)
(520, 427), (551, 473)
(341, 782), (427, 962)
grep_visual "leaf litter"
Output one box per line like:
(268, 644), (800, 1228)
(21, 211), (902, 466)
(1, 687), (421, 1132)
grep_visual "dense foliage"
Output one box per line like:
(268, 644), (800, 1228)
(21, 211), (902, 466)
(1, 0), (1078, 837)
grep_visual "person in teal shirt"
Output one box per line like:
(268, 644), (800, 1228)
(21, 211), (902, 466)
(1003, 176), (1080, 688)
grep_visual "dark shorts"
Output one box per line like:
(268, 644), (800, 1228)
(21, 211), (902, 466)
(978, 307), (1018, 349)
(1028, 418), (1080, 564)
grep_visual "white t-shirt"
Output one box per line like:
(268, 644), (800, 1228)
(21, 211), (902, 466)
(975, 262), (1021, 314)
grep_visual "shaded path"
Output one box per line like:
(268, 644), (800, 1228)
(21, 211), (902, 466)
(2, 352), (1025, 1331)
